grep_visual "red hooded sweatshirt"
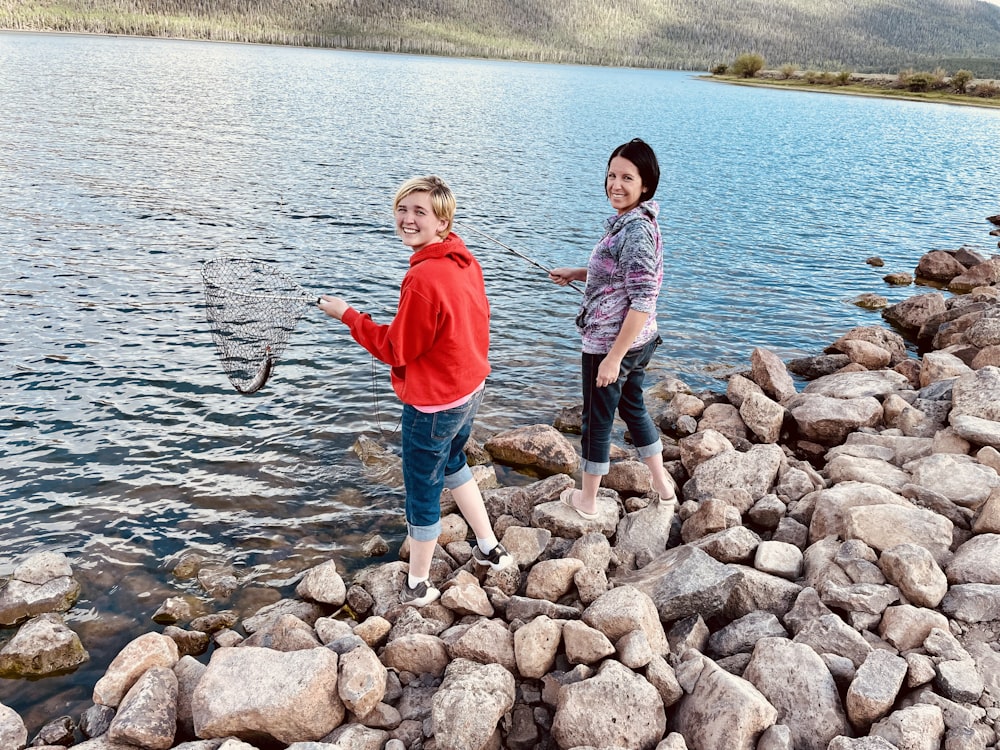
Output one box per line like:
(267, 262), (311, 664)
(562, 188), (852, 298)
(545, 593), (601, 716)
(341, 232), (491, 407)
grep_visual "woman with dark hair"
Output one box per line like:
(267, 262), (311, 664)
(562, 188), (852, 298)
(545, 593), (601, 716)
(549, 138), (677, 520)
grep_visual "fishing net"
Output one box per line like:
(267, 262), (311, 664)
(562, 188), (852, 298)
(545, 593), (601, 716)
(202, 258), (317, 394)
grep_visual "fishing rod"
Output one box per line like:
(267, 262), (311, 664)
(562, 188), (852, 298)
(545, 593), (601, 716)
(453, 221), (585, 296)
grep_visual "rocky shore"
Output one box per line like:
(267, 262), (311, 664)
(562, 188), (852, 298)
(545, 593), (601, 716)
(3, 223), (1000, 750)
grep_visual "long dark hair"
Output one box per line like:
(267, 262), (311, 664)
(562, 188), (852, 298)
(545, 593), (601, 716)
(607, 138), (660, 200)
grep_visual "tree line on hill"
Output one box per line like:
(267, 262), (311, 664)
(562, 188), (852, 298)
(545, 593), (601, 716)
(2, 0), (1000, 76)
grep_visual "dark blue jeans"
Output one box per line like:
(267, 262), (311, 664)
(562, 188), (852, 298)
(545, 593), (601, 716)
(400, 387), (483, 542)
(581, 336), (663, 475)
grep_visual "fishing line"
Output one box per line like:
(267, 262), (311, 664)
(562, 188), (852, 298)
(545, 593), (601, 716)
(453, 221), (586, 295)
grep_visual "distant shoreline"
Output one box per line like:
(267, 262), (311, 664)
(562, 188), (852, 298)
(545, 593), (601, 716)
(704, 75), (1000, 110)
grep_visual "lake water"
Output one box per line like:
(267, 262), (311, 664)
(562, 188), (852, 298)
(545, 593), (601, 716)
(1, 31), (999, 725)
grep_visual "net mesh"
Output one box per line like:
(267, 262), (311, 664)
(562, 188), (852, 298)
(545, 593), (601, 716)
(202, 258), (313, 394)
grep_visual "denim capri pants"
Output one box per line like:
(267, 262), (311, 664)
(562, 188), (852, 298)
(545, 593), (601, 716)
(400, 387), (484, 542)
(581, 335), (663, 475)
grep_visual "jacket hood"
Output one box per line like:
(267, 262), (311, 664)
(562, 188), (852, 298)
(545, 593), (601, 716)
(409, 232), (473, 269)
(604, 200), (659, 235)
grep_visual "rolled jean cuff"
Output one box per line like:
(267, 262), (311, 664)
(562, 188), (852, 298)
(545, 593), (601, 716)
(408, 520), (442, 543)
(635, 438), (663, 460)
(582, 458), (610, 476)
(443, 464), (473, 490)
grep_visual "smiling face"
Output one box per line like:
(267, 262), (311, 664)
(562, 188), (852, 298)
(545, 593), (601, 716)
(395, 191), (448, 252)
(606, 155), (647, 215)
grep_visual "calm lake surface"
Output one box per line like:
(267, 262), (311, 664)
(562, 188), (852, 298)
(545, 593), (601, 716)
(2, 31), (1000, 724)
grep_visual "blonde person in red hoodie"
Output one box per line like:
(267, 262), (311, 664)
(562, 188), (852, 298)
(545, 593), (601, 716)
(319, 176), (514, 606)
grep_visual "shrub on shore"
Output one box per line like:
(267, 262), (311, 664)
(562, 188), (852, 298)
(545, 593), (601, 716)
(731, 52), (765, 78)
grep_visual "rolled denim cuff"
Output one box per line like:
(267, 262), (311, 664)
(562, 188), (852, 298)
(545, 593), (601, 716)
(443, 464), (473, 490)
(581, 458), (610, 476)
(407, 520), (442, 543)
(635, 438), (663, 460)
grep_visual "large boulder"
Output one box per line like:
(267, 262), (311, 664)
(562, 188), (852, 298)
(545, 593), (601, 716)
(484, 424), (580, 475)
(743, 637), (850, 749)
(431, 658), (515, 750)
(191, 646), (344, 744)
(672, 652), (777, 750)
(682, 444), (785, 503)
(950, 366), (1000, 449)
(786, 394), (883, 446)
(0, 613), (89, 677)
(552, 659), (665, 750)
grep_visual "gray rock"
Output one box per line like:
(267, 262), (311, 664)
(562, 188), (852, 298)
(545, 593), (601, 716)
(108, 666), (178, 750)
(946, 533), (1000, 584)
(242, 613), (322, 651)
(192, 646), (344, 744)
(793, 613), (872, 669)
(744, 637), (850, 750)
(430, 658), (514, 750)
(0, 703), (27, 750)
(552, 659), (665, 750)
(613, 495), (674, 570)
(483, 424), (580, 475)
(750, 347), (797, 402)
(802, 369), (912, 399)
(935, 659), (985, 704)
(682, 443), (785, 504)
(707, 611), (788, 658)
(581, 584), (669, 657)
(786, 354), (852, 380)
(0, 613), (89, 677)
(615, 546), (740, 622)
(242, 598), (325, 634)
(689, 526), (761, 564)
(905, 453), (1000, 509)
(295, 560), (347, 607)
(845, 649), (908, 730)
(870, 703), (945, 750)
(724, 566), (803, 620)
(882, 292), (948, 334)
(0, 576), (81, 627)
(788, 393), (884, 446)
(879, 543), (948, 608)
(827, 736), (906, 749)
(30, 715), (75, 747)
(950, 366), (1000, 448)
(672, 652), (777, 750)
(940, 583), (1000, 622)
(753, 541), (803, 580)
(825, 454), (910, 493)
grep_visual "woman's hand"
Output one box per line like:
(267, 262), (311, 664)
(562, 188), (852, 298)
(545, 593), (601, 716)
(549, 267), (586, 286)
(318, 295), (349, 321)
(596, 354), (622, 388)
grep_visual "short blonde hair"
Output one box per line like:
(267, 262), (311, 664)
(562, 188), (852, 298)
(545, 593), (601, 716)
(393, 175), (456, 238)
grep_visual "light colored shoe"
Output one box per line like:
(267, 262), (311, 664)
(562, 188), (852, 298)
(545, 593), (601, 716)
(400, 579), (440, 607)
(472, 542), (515, 571)
(560, 487), (599, 521)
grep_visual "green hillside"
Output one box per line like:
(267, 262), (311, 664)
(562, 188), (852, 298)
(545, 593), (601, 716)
(2, 0), (1000, 75)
